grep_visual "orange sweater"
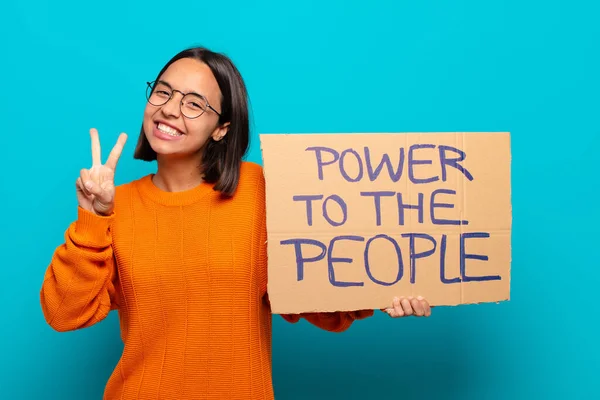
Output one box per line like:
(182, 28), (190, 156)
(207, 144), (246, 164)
(40, 161), (373, 400)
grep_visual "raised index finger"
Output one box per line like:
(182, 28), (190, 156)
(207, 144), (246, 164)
(105, 133), (128, 170)
(90, 128), (102, 165)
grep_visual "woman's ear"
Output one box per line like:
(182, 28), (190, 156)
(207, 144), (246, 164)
(211, 122), (230, 142)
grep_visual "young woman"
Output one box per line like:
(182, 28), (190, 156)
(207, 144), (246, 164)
(40, 46), (431, 399)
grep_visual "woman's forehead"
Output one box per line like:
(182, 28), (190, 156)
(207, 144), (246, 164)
(160, 58), (220, 95)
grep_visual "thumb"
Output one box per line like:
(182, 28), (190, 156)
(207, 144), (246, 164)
(83, 180), (113, 204)
(83, 180), (98, 195)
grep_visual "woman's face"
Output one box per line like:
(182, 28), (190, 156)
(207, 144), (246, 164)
(142, 57), (228, 159)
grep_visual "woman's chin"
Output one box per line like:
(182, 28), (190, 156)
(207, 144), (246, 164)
(150, 143), (199, 160)
(146, 133), (205, 160)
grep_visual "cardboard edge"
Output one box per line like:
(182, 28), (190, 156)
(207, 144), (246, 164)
(258, 133), (286, 300)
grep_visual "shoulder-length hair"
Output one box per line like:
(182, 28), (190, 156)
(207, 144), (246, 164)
(134, 46), (250, 196)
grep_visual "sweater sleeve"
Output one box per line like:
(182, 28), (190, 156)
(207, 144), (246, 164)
(280, 310), (374, 333)
(40, 207), (120, 332)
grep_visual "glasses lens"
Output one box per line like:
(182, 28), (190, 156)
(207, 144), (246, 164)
(181, 94), (208, 118)
(147, 82), (171, 106)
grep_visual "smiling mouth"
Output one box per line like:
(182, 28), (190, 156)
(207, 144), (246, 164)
(156, 122), (184, 137)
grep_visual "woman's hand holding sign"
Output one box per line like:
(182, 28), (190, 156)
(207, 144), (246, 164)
(76, 128), (128, 216)
(382, 296), (432, 318)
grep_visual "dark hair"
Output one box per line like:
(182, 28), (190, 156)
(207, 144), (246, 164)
(134, 46), (250, 196)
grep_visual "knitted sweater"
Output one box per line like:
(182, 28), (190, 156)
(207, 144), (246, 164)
(40, 161), (373, 400)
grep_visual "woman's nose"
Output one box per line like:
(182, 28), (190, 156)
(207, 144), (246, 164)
(161, 93), (183, 118)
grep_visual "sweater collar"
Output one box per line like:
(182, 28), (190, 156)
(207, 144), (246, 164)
(135, 174), (215, 206)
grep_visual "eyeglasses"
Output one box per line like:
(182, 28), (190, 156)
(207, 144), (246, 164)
(145, 81), (221, 119)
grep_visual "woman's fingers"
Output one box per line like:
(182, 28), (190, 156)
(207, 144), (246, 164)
(79, 169), (92, 196)
(105, 133), (128, 170)
(90, 128), (102, 166)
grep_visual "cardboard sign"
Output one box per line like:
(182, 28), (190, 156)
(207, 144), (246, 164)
(260, 132), (511, 314)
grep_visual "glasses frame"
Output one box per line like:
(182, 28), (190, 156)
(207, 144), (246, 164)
(145, 81), (221, 119)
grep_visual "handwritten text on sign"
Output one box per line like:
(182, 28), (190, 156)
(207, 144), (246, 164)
(260, 133), (511, 314)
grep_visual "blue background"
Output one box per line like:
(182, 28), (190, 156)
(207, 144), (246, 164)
(1, 0), (598, 399)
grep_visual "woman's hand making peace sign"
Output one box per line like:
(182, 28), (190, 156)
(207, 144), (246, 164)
(76, 128), (128, 216)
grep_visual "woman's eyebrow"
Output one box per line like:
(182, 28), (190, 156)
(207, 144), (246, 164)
(158, 80), (206, 98)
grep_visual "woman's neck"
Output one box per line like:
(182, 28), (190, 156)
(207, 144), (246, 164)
(152, 155), (204, 193)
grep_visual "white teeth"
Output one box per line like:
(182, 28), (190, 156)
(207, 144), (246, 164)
(157, 123), (182, 136)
